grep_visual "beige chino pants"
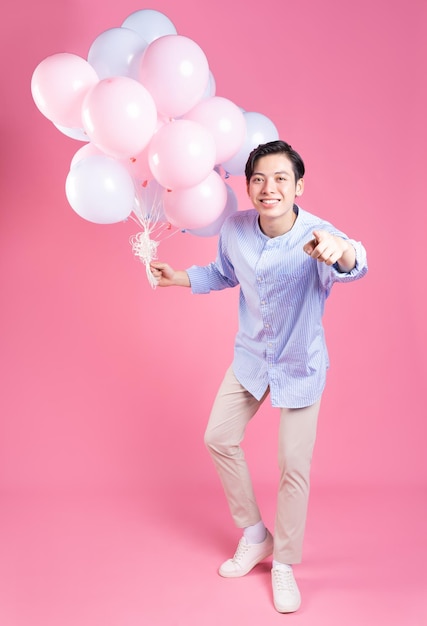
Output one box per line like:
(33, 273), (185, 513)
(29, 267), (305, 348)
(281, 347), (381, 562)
(204, 365), (320, 564)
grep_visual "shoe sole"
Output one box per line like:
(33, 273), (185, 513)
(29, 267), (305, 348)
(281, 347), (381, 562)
(273, 599), (301, 613)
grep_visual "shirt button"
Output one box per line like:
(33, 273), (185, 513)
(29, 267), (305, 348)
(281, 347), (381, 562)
(264, 323), (270, 329)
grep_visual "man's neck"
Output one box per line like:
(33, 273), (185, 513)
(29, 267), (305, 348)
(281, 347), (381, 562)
(259, 208), (297, 238)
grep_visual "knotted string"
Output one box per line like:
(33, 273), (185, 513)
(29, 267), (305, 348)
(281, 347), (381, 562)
(129, 229), (160, 288)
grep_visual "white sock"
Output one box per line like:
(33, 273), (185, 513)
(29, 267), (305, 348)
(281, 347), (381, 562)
(272, 560), (293, 572)
(243, 520), (267, 544)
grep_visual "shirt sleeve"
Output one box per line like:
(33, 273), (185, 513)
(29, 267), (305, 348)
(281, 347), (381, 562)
(186, 224), (240, 294)
(317, 238), (368, 292)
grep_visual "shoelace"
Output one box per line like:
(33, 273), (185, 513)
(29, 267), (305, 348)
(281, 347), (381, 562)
(231, 539), (250, 563)
(272, 569), (296, 592)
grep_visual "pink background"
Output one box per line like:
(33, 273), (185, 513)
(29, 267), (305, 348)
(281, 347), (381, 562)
(0, 1), (426, 625)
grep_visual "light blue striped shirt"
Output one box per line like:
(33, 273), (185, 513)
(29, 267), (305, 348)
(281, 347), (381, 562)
(186, 206), (368, 408)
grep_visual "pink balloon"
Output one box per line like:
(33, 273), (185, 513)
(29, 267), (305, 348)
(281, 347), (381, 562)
(184, 97), (246, 164)
(122, 148), (153, 186)
(120, 116), (165, 184)
(163, 170), (227, 229)
(188, 183), (238, 237)
(82, 77), (157, 158)
(139, 35), (209, 118)
(31, 53), (98, 128)
(148, 120), (216, 190)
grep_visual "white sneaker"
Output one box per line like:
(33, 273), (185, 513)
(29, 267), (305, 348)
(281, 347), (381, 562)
(218, 530), (274, 578)
(271, 566), (301, 613)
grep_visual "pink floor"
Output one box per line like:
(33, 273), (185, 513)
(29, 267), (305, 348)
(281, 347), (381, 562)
(0, 484), (425, 626)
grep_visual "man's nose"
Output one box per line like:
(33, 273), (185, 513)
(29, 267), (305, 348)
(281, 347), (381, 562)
(261, 178), (275, 193)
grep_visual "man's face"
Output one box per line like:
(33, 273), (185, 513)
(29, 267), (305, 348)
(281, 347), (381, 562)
(247, 153), (304, 232)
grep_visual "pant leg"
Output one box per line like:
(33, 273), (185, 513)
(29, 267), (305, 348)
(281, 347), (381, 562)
(273, 400), (321, 564)
(204, 366), (269, 528)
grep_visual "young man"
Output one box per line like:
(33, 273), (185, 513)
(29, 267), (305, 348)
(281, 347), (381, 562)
(150, 140), (368, 613)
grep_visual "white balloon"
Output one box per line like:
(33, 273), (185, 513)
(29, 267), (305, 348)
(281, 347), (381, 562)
(88, 27), (147, 80)
(202, 70), (216, 99)
(65, 155), (135, 224)
(122, 9), (177, 44)
(70, 143), (103, 168)
(54, 123), (89, 142)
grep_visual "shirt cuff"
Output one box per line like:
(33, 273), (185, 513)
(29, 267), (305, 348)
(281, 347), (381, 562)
(186, 265), (211, 294)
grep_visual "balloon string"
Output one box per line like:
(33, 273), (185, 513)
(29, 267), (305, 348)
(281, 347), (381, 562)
(129, 184), (180, 287)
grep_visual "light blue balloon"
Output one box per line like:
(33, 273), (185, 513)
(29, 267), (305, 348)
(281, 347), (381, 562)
(122, 9), (177, 45)
(88, 27), (148, 80)
(222, 112), (279, 177)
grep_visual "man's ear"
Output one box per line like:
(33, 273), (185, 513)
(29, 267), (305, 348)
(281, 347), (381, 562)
(296, 178), (304, 197)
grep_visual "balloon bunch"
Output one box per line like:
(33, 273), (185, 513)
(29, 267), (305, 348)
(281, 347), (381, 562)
(31, 9), (279, 286)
